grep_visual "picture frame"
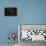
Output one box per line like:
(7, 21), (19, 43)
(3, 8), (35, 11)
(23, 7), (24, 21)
(5, 7), (17, 16)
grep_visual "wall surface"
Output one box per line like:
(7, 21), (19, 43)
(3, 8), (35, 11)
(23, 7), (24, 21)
(0, 0), (46, 44)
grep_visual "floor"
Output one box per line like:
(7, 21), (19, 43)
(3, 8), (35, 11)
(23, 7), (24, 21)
(0, 40), (46, 46)
(19, 39), (46, 46)
(0, 44), (18, 46)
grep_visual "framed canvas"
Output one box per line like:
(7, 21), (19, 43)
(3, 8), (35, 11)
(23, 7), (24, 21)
(5, 7), (17, 16)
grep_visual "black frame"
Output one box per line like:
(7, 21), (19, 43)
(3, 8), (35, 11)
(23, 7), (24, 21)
(5, 7), (17, 16)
